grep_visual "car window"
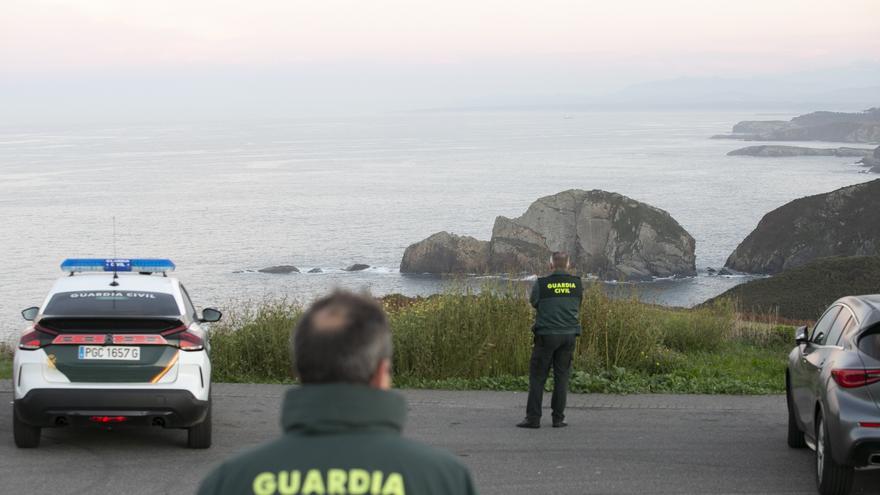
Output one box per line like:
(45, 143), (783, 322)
(824, 310), (851, 347)
(179, 284), (198, 320)
(859, 330), (880, 360)
(810, 306), (841, 344)
(838, 317), (858, 346)
(43, 291), (181, 317)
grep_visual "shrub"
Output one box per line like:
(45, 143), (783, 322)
(209, 299), (300, 383)
(390, 287), (534, 380)
(207, 285), (748, 386)
(0, 342), (12, 380)
(656, 299), (734, 353)
(577, 284), (664, 372)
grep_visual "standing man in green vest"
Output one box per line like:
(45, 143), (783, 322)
(198, 291), (478, 495)
(517, 252), (583, 429)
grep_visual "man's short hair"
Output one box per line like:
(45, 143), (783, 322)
(292, 291), (393, 385)
(551, 251), (570, 269)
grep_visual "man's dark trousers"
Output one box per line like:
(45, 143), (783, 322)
(526, 334), (576, 421)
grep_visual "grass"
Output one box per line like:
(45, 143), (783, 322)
(0, 343), (12, 380)
(209, 298), (301, 384)
(209, 284), (794, 394)
(0, 286), (792, 393)
(395, 344), (786, 394)
(706, 255), (880, 321)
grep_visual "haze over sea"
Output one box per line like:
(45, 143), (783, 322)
(0, 110), (873, 341)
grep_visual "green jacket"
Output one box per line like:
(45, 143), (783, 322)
(530, 271), (583, 335)
(197, 384), (477, 495)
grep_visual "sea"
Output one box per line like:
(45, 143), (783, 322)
(0, 110), (874, 341)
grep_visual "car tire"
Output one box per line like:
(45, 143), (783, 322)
(187, 399), (212, 449)
(13, 407), (41, 448)
(786, 381), (806, 448)
(815, 412), (853, 495)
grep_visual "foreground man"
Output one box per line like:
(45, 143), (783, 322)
(198, 291), (477, 495)
(517, 252), (583, 429)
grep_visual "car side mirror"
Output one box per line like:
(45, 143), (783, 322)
(200, 308), (222, 323)
(795, 325), (809, 345)
(21, 306), (39, 321)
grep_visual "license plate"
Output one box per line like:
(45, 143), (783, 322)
(77, 346), (140, 361)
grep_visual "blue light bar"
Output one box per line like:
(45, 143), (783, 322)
(61, 258), (176, 273)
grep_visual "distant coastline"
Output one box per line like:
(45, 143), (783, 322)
(718, 108), (880, 174)
(712, 107), (880, 143)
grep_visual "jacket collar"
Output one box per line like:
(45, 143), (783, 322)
(281, 383), (407, 435)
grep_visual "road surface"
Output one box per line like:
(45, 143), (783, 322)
(2, 381), (878, 494)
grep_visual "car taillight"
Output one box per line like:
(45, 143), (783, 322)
(162, 325), (205, 351)
(18, 330), (43, 350)
(90, 416), (128, 423)
(178, 330), (205, 351)
(18, 325), (56, 350)
(831, 369), (880, 388)
(112, 334), (167, 345)
(53, 334), (106, 345)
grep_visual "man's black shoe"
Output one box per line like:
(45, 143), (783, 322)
(516, 419), (540, 429)
(552, 420), (568, 428)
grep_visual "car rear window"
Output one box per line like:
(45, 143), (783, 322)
(38, 317), (182, 333)
(43, 291), (180, 317)
(860, 329), (880, 360)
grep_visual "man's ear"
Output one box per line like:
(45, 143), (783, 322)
(369, 358), (392, 390)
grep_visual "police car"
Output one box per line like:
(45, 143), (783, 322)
(12, 259), (220, 449)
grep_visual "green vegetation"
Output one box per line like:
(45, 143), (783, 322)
(209, 299), (301, 384)
(0, 343), (12, 380)
(395, 343), (786, 394)
(707, 256), (880, 321)
(210, 285), (792, 394)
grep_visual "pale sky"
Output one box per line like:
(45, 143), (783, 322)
(1, 0), (878, 121)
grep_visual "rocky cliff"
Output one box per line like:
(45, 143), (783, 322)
(401, 190), (697, 281)
(400, 232), (489, 274)
(725, 179), (880, 274)
(732, 121), (790, 135)
(716, 108), (880, 144)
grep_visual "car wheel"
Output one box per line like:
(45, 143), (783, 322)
(187, 399), (212, 449)
(13, 407), (41, 448)
(786, 381), (806, 448)
(815, 412), (853, 495)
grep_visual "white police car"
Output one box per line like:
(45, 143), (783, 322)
(12, 259), (220, 449)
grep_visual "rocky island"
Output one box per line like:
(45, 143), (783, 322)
(401, 189), (696, 281)
(713, 108), (880, 143)
(724, 179), (880, 274)
(399, 232), (489, 274)
(258, 265), (300, 274)
(727, 145), (874, 158)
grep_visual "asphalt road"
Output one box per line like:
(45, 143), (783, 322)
(2, 381), (878, 495)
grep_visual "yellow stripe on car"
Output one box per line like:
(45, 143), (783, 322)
(150, 351), (180, 384)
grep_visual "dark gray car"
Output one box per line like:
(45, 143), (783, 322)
(787, 295), (880, 495)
